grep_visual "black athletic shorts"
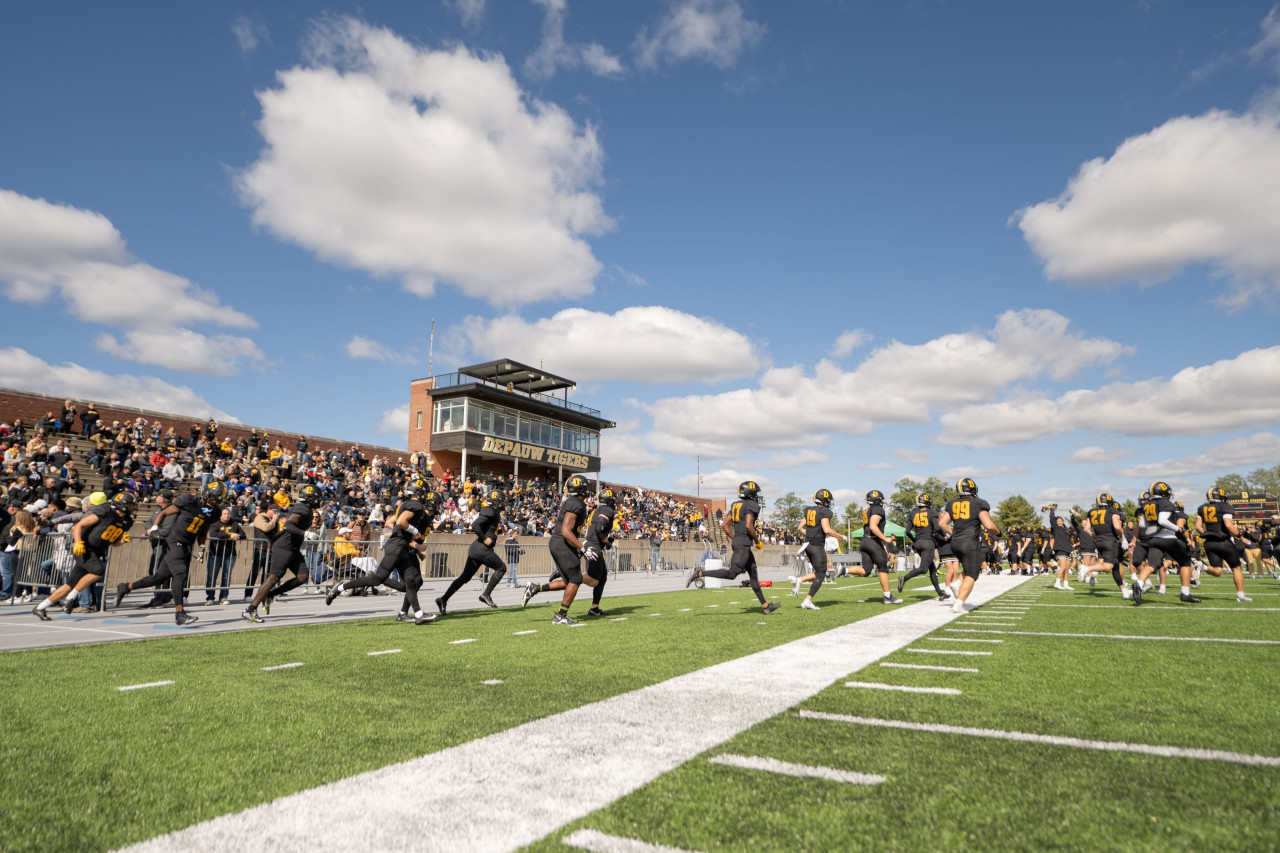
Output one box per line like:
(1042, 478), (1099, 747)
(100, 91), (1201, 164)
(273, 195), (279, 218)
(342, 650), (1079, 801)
(548, 537), (582, 585)
(267, 548), (304, 579)
(938, 540), (955, 561)
(1147, 538), (1191, 569)
(1095, 539), (1120, 567)
(161, 541), (194, 579)
(728, 545), (758, 577)
(68, 552), (106, 588)
(1132, 541), (1150, 567)
(952, 537), (984, 579)
(1204, 539), (1241, 570)
(860, 538), (889, 573)
(585, 551), (608, 584)
(803, 542), (828, 576)
(378, 543), (422, 585)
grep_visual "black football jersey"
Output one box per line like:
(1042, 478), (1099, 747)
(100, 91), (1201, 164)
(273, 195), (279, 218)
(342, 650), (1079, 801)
(909, 507), (937, 543)
(272, 503), (315, 552)
(1146, 497), (1177, 540)
(472, 504), (503, 543)
(1197, 501), (1233, 541)
(862, 505), (886, 539)
(584, 503), (617, 548)
(1136, 498), (1156, 542)
(728, 498), (759, 546)
(553, 496), (587, 541)
(389, 498), (434, 545)
(803, 505), (833, 546)
(83, 505), (134, 555)
(945, 495), (990, 541)
(1087, 506), (1119, 541)
(166, 494), (216, 546)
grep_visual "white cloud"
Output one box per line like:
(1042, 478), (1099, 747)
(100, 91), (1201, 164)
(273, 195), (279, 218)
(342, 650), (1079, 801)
(0, 189), (260, 374)
(443, 0), (487, 27)
(745, 449), (829, 470)
(672, 468), (780, 502)
(232, 15), (270, 54)
(646, 309), (1126, 457)
(1015, 109), (1280, 304)
(377, 404), (410, 437)
(238, 17), (613, 306)
(1067, 445), (1136, 464)
(858, 461), (894, 471)
(938, 464), (1030, 480)
(0, 348), (235, 420)
(635, 0), (765, 69)
(1029, 486), (1112, 509)
(525, 0), (624, 79)
(894, 448), (930, 465)
(601, 429), (664, 472)
(939, 345), (1280, 448)
(344, 335), (412, 364)
(833, 328), (870, 357)
(1114, 432), (1280, 479)
(457, 305), (760, 383)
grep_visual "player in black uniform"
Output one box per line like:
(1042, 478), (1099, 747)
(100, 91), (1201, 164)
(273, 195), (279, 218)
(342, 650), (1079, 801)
(437, 487), (508, 616)
(858, 490), (903, 605)
(1047, 505), (1074, 590)
(1133, 481), (1206, 605)
(523, 486), (617, 617)
(686, 481), (779, 616)
(115, 482), (225, 625)
(1195, 487), (1249, 603)
(523, 475), (595, 624)
(33, 493), (137, 619)
(1072, 510), (1098, 586)
(1081, 495), (1131, 599)
(326, 479), (440, 623)
(938, 478), (1000, 614)
(242, 484), (322, 622)
(791, 489), (847, 610)
(899, 493), (948, 601)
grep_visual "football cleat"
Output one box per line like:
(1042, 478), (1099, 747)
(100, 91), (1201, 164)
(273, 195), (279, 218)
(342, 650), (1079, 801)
(884, 595), (904, 604)
(685, 568), (700, 588)
(586, 607), (604, 617)
(435, 597), (447, 616)
(395, 612), (414, 623)
(801, 599), (820, 611)
(478, 593), (497, 608)
(415, 613), (438, 625)
(114, 582), (130, 609)
(175, 611), (199, 626)
(521, 582), (538, 607)
(64, 599), (78, 615)
(762, 602), (780, 615)
(32, 606), (51, 621)
(325, 584), (343, 606)
(792, 576), (802, 597)
(552, 611), (580, 625)
(1131, 581), (1143, 606)
(1180, 593), (1201, 604)
(241, 607), (262, 624)
(261, 596), (272, 615)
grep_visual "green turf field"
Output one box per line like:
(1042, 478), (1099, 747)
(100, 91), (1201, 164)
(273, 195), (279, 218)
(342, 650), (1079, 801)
(1, 575), (1276, 852)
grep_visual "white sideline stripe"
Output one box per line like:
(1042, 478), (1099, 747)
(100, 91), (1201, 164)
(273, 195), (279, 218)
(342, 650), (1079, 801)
(908, 648), (992, 656)
(798, 711), (1280, 768)
(564, 828), (701, 853)
(679, 608), (692, 612)
(943, 628), (1280, 646)
(482, 680), (504, 686)
(708, 753), (885, 785)
(367, 649), (401, 656)
(650, 613), (663, 616)
(117, 680), (174, 692)
(120, 575), (1032, 853)
(706, 605), (719, 608)
(930, 638), (1003, 644)
(1029, 604), (1280, 612)
(611, 618), (628, 622)
(729, 602), (739, 604)
(880, 662), (978, 673)
(451, 639), (477, 645)
(514, 630), (538, 635)
(846, 681), (960, 696)
(261, 662), (304, 671)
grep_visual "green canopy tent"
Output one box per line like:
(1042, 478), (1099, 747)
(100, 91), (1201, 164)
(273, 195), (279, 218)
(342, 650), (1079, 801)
(849, 520), (908, 539)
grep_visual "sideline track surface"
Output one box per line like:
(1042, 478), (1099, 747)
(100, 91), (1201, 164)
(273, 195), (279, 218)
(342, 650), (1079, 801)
(121, 575), (1032, 852)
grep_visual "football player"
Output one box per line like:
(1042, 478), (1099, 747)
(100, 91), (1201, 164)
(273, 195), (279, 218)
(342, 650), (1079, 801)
(33, 493), (137, 619)
(859, 490), (903, 604)
(326, 479), (441, 623)
(437, 487), (509, 616)
(116, 482), (225, 625)
(937, 478), (1000, 614)
(241, 484), (322, 622)
(1195, 487), (1250, 602)
(1133, 482), (1214, 605)
(1080, 495), (1131, 599)
(792, 489), (848, 610)
(900, 493), (949, 601)
(686, 481), (780, 616)
(523, 486), (617, 617)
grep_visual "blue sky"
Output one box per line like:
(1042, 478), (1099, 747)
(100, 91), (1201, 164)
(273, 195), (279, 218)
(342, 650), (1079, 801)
(4, 0), (1280, 510)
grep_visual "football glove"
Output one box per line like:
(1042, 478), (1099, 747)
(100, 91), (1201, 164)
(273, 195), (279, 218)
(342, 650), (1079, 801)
(120, 533), (131, 544)
(72, 541), (86, 556)
(754, 541), (764, 550)
(583, 547), (601, 563)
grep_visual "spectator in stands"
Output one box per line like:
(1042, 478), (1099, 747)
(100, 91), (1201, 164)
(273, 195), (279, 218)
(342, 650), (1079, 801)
(4, 508), (38, 602)
(161, 457), (184, 490)
(347, 510), (372, 553)
(61, 400), (77, 434)
(204, 507), (243, 605)
(0, 501), (20, 600)
(204, 418), (218, 443)
(62, 461), (82, 495)
(189, 423), (201, 446)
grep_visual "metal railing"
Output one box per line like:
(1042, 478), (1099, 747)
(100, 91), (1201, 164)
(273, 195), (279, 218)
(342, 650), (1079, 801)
(430, 372), (602, 418)
(1, 532), (803, 610)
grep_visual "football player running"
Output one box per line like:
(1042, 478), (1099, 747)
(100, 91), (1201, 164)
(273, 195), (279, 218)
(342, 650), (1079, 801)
(1080, 495), (1132, 599)
(1133, 482), (1215, 605)
(33, 493), (137, 620)
(686, 481), (780, 616)
(437, 487), (510, 616)
(1195, 487), (1250, 603)
(859, 490), (903, 605)
(899, 493), (949, 601)
(241, 484), (323, 622)
(938, 478), (1001, 614)
(792, 489), (847, 610)
(524, 486), (618, 617)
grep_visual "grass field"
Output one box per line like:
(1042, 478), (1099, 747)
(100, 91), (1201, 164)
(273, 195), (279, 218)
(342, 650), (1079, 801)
(2, 575), (1277, 852)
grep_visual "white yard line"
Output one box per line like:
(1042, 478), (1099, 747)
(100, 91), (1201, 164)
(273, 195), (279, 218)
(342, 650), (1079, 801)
(1028, 604), (1280, 612)
(880, 662), (978, 673)
(564, 828), (701, 853)
(943, 628), (1280, 645)
(845, 681), (960, 696)
(450, 639), (477, 645)
(708, 753), (885, 785)
(513, 630), (538, 635)
(799, 711), (1280, 768)
(481, 680), (504, 686)
(120, 576), (1032, 852)
(367, 649), (402, 656)
(907, 648), (993, 657)
(117, 680), (175, 692)
(261, 662), (304, 671)
(930, 637), (1003, 644)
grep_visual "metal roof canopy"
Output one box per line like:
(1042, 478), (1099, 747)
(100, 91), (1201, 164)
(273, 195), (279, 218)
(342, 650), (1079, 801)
(458, 359), (576, 395)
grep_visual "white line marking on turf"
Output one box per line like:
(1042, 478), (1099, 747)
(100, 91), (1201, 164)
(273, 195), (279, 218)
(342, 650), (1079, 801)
(117, 680), (174, 692)
(708, 753), (885, 785)
(706, 605), (719, 608)
(846, 681), (960, 696)
(908, 648), (993, 656)
(650, 613), (662, 616)
(514, 630), (538, 635)
(611, 618), (628, 622)
(261, 662), (304, 671)
(119, 575), (1034, 853)
(729, 601), (739, 604)
(679, 608), (692, 612)
(881, 662), (979, 673)
(482, 680), (504, 686)
(367, 649), (401, 656)
(1028, 604), (1280, 612)
(563, 828), (701, 853)
(930, 637), (1003, 644)
(943, 628), (1280, 645)
(799, 711), (1280, 768)
(450, 639), (476, 645)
